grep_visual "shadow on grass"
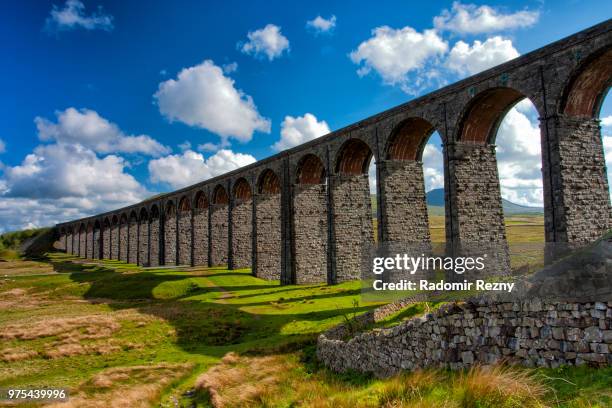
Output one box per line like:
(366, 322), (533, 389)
(38, 252), (377, 360)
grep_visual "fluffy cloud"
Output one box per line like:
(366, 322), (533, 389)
(148, 149), (256, 189)
(0, 143), (149, 232)
(422, 142), (445, 192)
(307, 15), (337, 34)
(434, 2), (539, 34)
(602, 115), (612, 127)
(447, 36), (519, 76)
(495, 101), (543, 207)
(35, 108), (170, 156)
(239, 24), (290, 61)
(0, 139), (5, 154)
(45, 0), (114, 32)
(273, 113), (330, 151)
(154, 60), (271, 143)
(350, 26), (448, 93)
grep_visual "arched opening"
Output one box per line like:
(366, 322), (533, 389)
(102, 218), (111, 259)
(139, 208), (149, 266)
(211, 185), (229, 266)
(78, 223), (86, 258)
(294, 154), (328, 283)
(93, 220), (101, 259)
(193, 191), (209, 266)
(111, 215), (119, 260)
(255, 169), (282, 281)
(231, 178), (253, 270)
(149, 205), (161, 267)
(333, 138), (375, 282)
(177, 196), (192, 266)
(382, 117), (443, 249)
(164, 201), (177, 266)
(128, 211), (138, 264)
(119, 214), (128, 262)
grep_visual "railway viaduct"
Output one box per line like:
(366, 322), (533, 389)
(56, 20), (612, 285)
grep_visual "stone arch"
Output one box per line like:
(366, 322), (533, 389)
(111, 215), (119, 260)
(119, 213), (128, 262)
(177, 196), (192, 266)
(561, 47), (612, 118)
(293, 154), (328, 283)
(138, 208), (149, 266)
(128, 210), (138, 264)
(331, 138), (375, 282)
(93, 220), (101, 259)
(296, 154), (326, 185)
(254, 169), (282, 280)
(458, 87), (527, 145)
(258, 169), (281, 194)
(149, 205), (161, 266)
(211, 185), (229, 266)
(164, 201), (177, 265)
(231, 178), (253, 270)
(193, 191), (209, 266)
(380, 117), (438, 246)
(78, 223), (86, 258)
(335, 138), (373, 175)
(102, 218), (111, 259)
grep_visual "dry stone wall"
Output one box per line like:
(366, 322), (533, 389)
(178, 212), (192, 266)
(293, 184), (328, 283)
(231, 200), (252, 269)
(255, 194), (281, 280)
(193, 208), (208, 266)
(331, 174), (374, 282)
(318, 298), (612, 377)
(211, 205), (228, 266)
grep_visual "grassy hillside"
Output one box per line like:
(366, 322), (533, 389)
(0, 228), (50, 259)
(0, 250), (609, 407)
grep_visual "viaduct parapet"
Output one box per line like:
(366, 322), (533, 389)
(57, 20), (612, 284)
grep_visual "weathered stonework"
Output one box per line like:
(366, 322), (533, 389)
(128, 220), (138, 263)
(543, 115), (611, 245)
(331, 174), (374, 282)
(79, 230), (86, 258)
(211, 205), (228, 266)
(111, 224), (119, 260)
(318, 299), (612, 376)
(178, 211), (192, 266)
(138, 220), (149, 266)
(293, 184), (328, 283)
(149, 217), (160, 267)
(255, 193), (281, 280)
(379, 160), (431, 244)
(93, 227), (100, 259)
(102, 227), (110, 259)
(86, 227), (94, 259)
(165, 213), (177, 265)
(231, 199), (252, 269)
(67, 232), (73, 254)
(193, 207), (209, 266)
(447, 143), (510, 270)
(119, 222), (128, 262)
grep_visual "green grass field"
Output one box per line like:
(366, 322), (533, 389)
(1, 219), (610, 407)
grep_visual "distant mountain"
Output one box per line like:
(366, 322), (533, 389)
(371, 188), (543, 216)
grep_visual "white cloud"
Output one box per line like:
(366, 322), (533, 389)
(434, 2), (539, 34)
(45, 0), (114, 32)
(0, 139), (5, 154)
(307, 15), (337, 34)
(178, 141), (191, 151)
(197, 142), (221, 152)
(35, 107), (170, 156)
(239, 24), (290, 61)
(273, 113), (330, 151)
(495, 102), (544, 207)
(422, 143), (445, 192)
(0, 143), (149, 231)
(602, 115), (612, 127)
(222, 62), (238, 73)
(350, 26), (448, 93)
(447, 36), (519, 76)
(148, 149), (256, 189)
(154, 60), (271, 143)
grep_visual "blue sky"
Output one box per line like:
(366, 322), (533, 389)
(0, 0), (611, 231)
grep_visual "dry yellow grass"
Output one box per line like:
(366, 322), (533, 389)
(1, 315), (121, 341)
(48, 363), (193, 408)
